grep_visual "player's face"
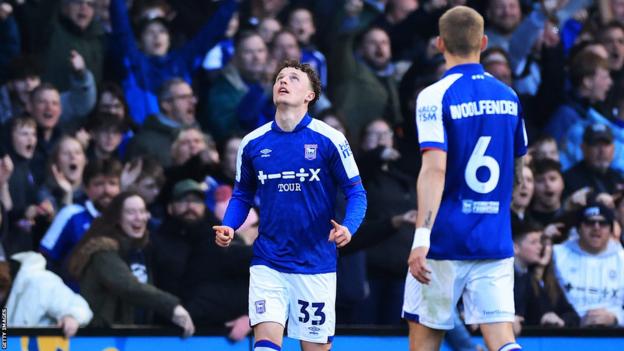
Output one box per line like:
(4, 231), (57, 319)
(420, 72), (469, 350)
(514, 231), (543, 265)
(600, 27), (624, 71)
(360, 29), (391, 70)
(31, 89), (62, 131)
(272, 32), (301, 62)
(141, 22), (170, 57)
(120, 195), (149, 239)
(273, 67), (315, 107)
(583, 141), (615, 172)
(86, 175), (121, 210)
(579, 215), (612, 253)
(487, 0), (521, 35)
(512, 166), (534, 210)
(12, 125), (37, 159)
(362, 120), (393, 151)
(533, 141), (559, 161)
(533, 170), (564, 209)
(169, 193), (206, 223)
(288, 9), (315, 44)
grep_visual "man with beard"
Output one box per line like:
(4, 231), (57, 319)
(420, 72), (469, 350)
(39, 158), (121, 288)
(127, 78), (198, 166)
(152, 179), (253, 340)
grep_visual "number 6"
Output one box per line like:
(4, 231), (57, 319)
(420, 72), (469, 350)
(465, 136), (499, 194)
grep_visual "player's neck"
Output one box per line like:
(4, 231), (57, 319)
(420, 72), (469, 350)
(443, 53), (481, 70)
(275, 106), (308, 132)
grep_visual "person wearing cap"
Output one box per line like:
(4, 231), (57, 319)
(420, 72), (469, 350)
(552, 203), (624, 327)
(108, 0), (238, 124)
(562, 123), (624, 199)
(151, 179), (253, 340)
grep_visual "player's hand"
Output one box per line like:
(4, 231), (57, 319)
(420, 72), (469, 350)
(214, 225), (235, 247)
(328, 219), (351, 248)
(408, 246), (431, 284)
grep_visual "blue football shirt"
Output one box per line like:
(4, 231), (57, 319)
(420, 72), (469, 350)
(416, 63), (528, 260)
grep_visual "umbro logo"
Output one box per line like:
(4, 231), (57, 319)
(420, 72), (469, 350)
(260, 148), (272, 158)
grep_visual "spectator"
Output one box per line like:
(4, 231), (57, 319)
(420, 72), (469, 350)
(38, 136), (88, 213)
(512, 221), (579, 333)
(288, 7), (328, 89)
(109, 0), (238, 124)
(530, 135), (560, 162)
(553, 203), (624, 327)
(199, 31), (273, 142)
(123, 157), (166, 230)
(170, 127), (218, 167)
(152, 179), (252, 339)
(597, 22), (624, 77)
(85, 112), (127, 163)
(563, 124), (624, 198)
(329, 25), (402, 147)
(357, 119), (416, 325)
(530, 158), (566, 228)
(126, 78), (198, 166)
(67, 192), (195, 336)
(257, 17), (281, 44)
(545, 51), (612, 143)
(1, 251), (93, 337)
(511, 165), (535, 228)
(481, 47), (513, 87)
(39, 158), (122, 287)
(94, 82), (136, 159)
(202, 12), (239, 74)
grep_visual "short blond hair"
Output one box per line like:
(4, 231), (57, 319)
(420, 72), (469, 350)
(439, 6), (484, 57)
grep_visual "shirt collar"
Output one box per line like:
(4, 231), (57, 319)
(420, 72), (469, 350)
(443, 63), (485, 78)
(271, 113), (312, 133)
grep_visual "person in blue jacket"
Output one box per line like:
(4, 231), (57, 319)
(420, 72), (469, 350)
(108, 0), (238, 124)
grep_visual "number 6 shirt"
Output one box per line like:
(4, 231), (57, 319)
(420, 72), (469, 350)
(416, 63), (527, 260)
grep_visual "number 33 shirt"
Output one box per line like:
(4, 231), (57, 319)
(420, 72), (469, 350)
(416, 63), (527, 260)
(223, 114), (367, 274)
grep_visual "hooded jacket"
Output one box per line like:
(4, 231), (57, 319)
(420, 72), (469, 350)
(5, 251), (92, 327)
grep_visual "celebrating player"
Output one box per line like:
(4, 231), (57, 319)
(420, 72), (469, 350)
(213, 60), (367, 351)
(404, 6), (527, 351)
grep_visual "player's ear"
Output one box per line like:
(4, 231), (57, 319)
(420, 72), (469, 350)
(435, 36), (445, 53)
(480, 35), (488, 52)
(305, 90), (315, 104)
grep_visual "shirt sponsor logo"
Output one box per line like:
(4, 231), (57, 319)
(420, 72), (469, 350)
(305, 144), (318, 160)
(339, 141), (352, 159)
(461, 200), (500, 214)
(449, 100), (518, 120)
(255, 300), (266, 314)
(260, 148), (272, 158)
(257, 168), (321, 184)
(417, 105), (438, 122)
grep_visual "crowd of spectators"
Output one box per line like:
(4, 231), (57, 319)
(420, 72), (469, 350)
(1, 0), (624, 344)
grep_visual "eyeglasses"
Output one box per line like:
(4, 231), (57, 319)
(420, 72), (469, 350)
(582, 219), (610, 228)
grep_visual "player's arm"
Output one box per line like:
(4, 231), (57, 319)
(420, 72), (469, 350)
(215, 143), (256, 247)
(408, 149), (446, 284)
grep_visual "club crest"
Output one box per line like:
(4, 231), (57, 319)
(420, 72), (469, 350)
(304, 144), (318, 160)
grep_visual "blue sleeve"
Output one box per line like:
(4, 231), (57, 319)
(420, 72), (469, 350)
(0, 14), (20, 83)
(109, 0), (142, 66)
(222, 144), (256, 229)
(40, 218), (71, 263)
(177, 0), (238, 71)
(508, 5), (546, 71)
(328, 139), (367, 235)
(514, 102), (528, 157)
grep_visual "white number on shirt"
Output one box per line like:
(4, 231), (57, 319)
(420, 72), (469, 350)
(465, 136), (499, 194)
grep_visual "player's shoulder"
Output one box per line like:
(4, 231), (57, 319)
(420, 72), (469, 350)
(483, 72), (520, 100)
(240, 121), (274, 152)
(418, 73), (464, 103)
(306, 118), (348, 148)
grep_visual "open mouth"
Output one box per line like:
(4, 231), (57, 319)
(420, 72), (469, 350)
(278, 87), (289, 94)
(43, 112), (54, 120)
(131, 224), (144, 232)
(69, 163), (78, 171)
(25, 144), (34, 152)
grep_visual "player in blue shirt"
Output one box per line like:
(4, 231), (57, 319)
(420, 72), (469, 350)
(214, 60), (366, 351)
(403, 7), (527, 351)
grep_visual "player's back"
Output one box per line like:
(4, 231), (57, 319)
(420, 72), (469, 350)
(416, 63), (527, 260)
